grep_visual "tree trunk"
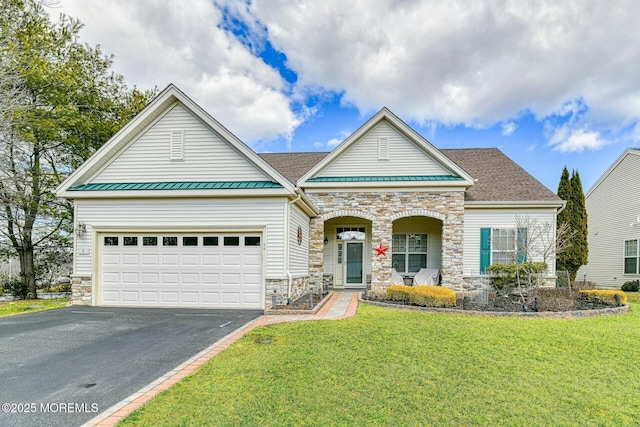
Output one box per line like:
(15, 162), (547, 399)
(17, 239), (37, 299)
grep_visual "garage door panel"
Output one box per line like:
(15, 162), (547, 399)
(101, 232), (262, 308)
(141, 254), (159, 265)
(161, 292), (179, 303)
(141, 291), (159, 303)
(161, 254), (179, 266)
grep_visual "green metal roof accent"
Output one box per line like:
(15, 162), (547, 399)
(307, 175), (463, 183)
(68, 181), (283, 191)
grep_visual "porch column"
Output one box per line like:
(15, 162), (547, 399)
(440, 202), (465, 290)
(309, 217), (325, 289)
(371, 217), (393, 291)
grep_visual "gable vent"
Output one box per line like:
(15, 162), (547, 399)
(170, 130), (185, 161)
(378, 137), (389, 160)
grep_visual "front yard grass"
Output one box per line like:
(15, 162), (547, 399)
(0, 298), (68, 317)
(121, 298), (640, 426)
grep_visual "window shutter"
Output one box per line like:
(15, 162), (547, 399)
(480, 228), (491, 272)
(517, 228), (528, 264)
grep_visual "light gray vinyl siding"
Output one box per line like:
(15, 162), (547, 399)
(289, 204), (310, 276)
(74, 197), (286, 278)
(92, 104), (270, 183)
(317, 121), (450, 178)
(578, 151), (640, 288)
(463, 208), (557, 277)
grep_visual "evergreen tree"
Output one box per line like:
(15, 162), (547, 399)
(568, 171), (588, 280)
(0, 0), (154, 297)
(556, 167), (588, 281)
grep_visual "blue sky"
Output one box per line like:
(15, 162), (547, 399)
(53, 0), (640, 192)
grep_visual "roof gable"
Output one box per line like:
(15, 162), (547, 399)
(585, 148), (640, 198)
(57, 84), (295, 197)
(297, 108), (475, 188)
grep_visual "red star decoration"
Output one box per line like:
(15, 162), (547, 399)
(375, 243), (388, 257)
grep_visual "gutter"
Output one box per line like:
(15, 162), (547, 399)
(285, 191), (303, 300)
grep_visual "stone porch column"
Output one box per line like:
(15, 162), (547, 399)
(440, 200), (465, 290)
(370, 216), (393, 291)
(309, 217), (325, 289)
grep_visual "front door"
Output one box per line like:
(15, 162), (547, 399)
(345, 241), (364, 288)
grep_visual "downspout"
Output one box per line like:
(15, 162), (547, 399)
(286, 191), (303, 300)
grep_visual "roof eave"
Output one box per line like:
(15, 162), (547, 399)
(465, 200), (566, 209)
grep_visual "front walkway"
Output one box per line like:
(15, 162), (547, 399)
(84, 292), (360, 427)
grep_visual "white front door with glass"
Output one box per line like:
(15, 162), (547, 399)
(334, 227), (366, 288)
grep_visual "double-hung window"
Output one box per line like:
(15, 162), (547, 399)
(392, 233), (427, 273)
(480, 228), (527, 271)
(624, 239), (640, 274)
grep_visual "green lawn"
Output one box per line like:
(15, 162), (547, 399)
(0, 298), (68, 317)
(122, 296), (640, 426)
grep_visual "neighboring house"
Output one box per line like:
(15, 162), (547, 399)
(56, 84), (564, 309)
(577, 149), (640, 289)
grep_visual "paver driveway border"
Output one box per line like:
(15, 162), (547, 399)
(85, 292), (359, 427)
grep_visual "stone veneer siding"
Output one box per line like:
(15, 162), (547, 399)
(265, 276), (310, 308)
(307, 191), (465, 292)
(71, 275), (93, 306)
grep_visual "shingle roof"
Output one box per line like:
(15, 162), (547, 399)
(259, 148), (561, 203)
(441, 148), (561, 202)
(258, 152), (329, 183)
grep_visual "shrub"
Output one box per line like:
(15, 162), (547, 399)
(571, 280), (596, 290)
(386, 285), (413, 302)
(579, 290), (627, 306)
(4, 279), (29, 300)
(621, 280), (640, 292)
(409, 286), (456, 307)
(486, 262), (548, 296)
(531, 287), (579, 311)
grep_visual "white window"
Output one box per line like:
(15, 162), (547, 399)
(624, 239), (639, 274)
(392, 233), (427, 273)
(492, 228), (516, 264)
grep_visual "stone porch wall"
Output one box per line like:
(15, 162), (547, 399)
(265, 276), (310, 308)
(71, 275), (92, 306)
(307, 191), (465, 293)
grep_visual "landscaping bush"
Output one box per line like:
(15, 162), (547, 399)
(579, 290), (627, 306)
(409, 286), (456, 307)
(386, 285), (413, 302)
(531, 287), (579, 311)
(571, 280), (596, 290)
(486, 262), (548, 296)
(621, 280), (640, 292)
(4, 279), (29, 299)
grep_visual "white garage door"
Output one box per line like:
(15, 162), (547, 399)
(99, 233), (262, 308)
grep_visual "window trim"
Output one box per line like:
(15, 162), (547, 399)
(392, 233), (428, 274)
(624, 239), (640, 275)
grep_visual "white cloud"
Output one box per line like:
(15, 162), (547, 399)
(245, 0), (640, 134)
(548, 126), (607, 153)
(502, 122), (517, 136)
(53, 0), (300, 144)
(326, 138), (342, 148)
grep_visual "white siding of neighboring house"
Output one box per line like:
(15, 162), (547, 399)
(317, 121), (451, 178)
(91, 104), (270, 183)
(577, 151), (640, 289)
(74, 197), (287, 278)
(463, 208), (558, 277)
(288, 204), (310, 276)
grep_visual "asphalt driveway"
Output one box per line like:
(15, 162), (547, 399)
(0, 306), (262, 427)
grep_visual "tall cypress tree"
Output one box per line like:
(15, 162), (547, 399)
(568, 171), (588, 280)
(556, 167), (589, 281)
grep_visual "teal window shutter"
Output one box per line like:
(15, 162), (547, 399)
(517, 228), (528, 264)
(480, 228), (491, 272)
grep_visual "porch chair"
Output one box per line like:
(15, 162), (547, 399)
(412, 268), (440, 286)
(391, 268), (405, 285)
